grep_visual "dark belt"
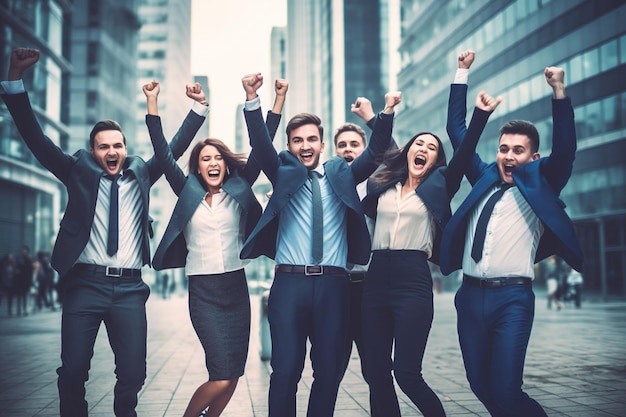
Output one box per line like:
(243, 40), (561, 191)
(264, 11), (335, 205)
(73, 263), (142, 278)
(346, 272), (366, 283)
(463, 275), (531, 288)
(275, 264), (346, 276)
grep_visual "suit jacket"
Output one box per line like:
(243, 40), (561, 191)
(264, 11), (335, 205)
(439, 83), (583, 275)
(240, 107), (393, 265)
(0, 91), (205, 277)
(148, 111), (281, 270)
(363, 106), (492, 265)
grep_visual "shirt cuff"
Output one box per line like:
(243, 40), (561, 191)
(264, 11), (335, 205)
(244, 96), (261, 111)
(191, 100), (210, 116)
(0, 79), (26, 94)
(453, 68), (469, 84)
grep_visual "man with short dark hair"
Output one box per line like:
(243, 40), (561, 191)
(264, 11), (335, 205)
(441, 50), (583, 417)
(0, 48), (208, 417)
(240, 72), (399, 417)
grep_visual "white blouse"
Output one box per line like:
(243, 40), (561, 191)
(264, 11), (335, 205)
(371, 182), (434, 258)
(183, 190), (248, 275)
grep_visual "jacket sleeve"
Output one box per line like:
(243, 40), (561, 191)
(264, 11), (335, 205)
(351, 112), (393, 184)
(147, 109), (205, 184)
(540, 97), (577, 194)
(244, 107), (281, 183)
(146, 114), (187, 195)
(243, 110), (282, 184)
(0, 91), (74, 182)
(444, 107), (491, 198)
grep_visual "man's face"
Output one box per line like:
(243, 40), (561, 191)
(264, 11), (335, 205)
(287, 123), (325, 169)
(335, 131), (365, 165)
(496, 133), (539, 184)
(90, 130), (127, 176)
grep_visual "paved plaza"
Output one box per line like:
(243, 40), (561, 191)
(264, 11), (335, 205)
(0, 285), (625, 416)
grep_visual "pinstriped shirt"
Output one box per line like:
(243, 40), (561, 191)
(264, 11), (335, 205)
(76, 170), (144, 268)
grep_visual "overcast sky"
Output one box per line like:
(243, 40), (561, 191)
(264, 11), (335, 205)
(190, 0), (287, 145)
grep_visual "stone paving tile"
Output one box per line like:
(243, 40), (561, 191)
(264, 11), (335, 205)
(1, 289), (625, 416)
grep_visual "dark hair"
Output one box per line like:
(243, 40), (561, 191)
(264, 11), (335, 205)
(188, 138), (247, 189)
(333, 122), (366, 146)
(286, 113), (323, 142)
(499, 120), (540, 153)
(371, 132), (447, 186)
(89, 120), (126, 149)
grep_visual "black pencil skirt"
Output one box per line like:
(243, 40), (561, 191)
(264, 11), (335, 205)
(188, 268), (251, 380)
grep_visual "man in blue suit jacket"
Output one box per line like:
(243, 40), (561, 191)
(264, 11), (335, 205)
(440, 50), (583, 417)
(240, 73), (398, 417)
(0, 48), (207, 417)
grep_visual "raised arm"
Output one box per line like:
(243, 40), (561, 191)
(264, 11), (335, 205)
(446, 50), (475, 149)
(146, 82), (207, 184)
(540, 66), (576, 193)
(1, 48), (74, 180)
(265, 78), (288, 140)
(445, 91), (502, 198)
(242, 73), (281, 182)
(350, 91), (400, 183)
(167, 83), (208, 160)
(351, 95), (398, 151)
(143, 80), (187, 195)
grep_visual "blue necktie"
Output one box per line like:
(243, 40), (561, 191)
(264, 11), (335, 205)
(107, 174), (120, 256)
(471, 183), (513, 263)
(309, 171), (323, 264)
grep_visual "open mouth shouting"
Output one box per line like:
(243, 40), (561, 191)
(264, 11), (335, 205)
(414, 154), (427, 169)
(106, 158), (118, 173)
(207, 169), (220, 179)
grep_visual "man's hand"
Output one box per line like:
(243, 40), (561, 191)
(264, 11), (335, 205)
(382, 91), (402, 114)
(274, 79), (288, 96)
(272, 79), (289, 114)
(242, 73), (263, 101)
(142, 80), (160, 98)
(544, 67), (566, 99)
(350, 97), (375, 122)
(458, 50), (475, 70)
(476, 91), (503, 113)
(186, 82), (206, 103)
(8, 48), (40, 81)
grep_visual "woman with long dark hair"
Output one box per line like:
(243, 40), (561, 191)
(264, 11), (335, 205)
(361, 90), (502, 416)
(143, 78), (287, 417)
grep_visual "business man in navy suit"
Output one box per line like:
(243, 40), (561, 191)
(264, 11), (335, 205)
(440, 50), (583, 417)
(0, 48), (207, 417)
(240, 73), (398, 417)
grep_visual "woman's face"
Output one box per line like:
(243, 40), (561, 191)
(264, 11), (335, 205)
(197, 144), (226, 194)
(406, 134), (440, 180)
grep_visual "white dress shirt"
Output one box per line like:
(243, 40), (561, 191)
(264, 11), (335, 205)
(184, 190), (249, 275)
(77, 170), (144, 268)
(463, 185), (544, 278)
(371, 182), (434, 257)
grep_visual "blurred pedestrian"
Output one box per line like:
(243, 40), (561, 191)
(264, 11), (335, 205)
(34, 250), (55, 311)
(566, 266), (584, 308)
(1, 252), (17, 316)
(546, 256), (563, 310)
(15, 245), (33, 316)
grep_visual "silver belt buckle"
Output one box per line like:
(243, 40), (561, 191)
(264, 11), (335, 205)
(106, 266), (122, 277)
(305, 265), (323, 276)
